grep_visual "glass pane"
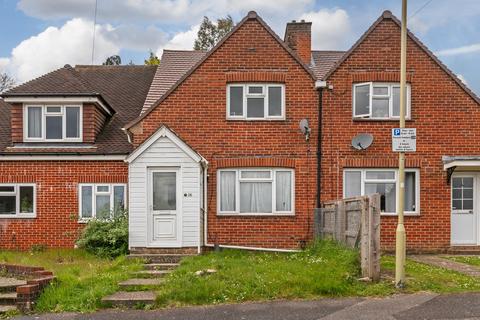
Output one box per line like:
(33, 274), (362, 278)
(365, 171), (395, 180)
(0, 196), (16, 215)
(97, 185), (109, 193)
(405, 172), (416, 211)
(153, 172), (176, 210)
(463, 188), (473, 199)
(463, 199), (473, 210)
(345, 171), (361, 198)
(66, 107), (80, 138)
(392, 87), (400, 117)
(248, 86), (263, 94)
(46, 116), (62, 139)
(229, 86), (243, 116)
(373, 86), (388, 95)
(452, 178), (462, 188)
(452, 199), (462, 210)
(240, 182), (272, 213)
(365, 182), (396, 213)
(46, 106), (61, 113)
(268, 86), (282, 116)
(372, 98), (389, 118)
(354, 84), (370, 116)
(452, 188), (462, 199)
(247, 97), (264, 118)
(19, 186), (34, 213)
(241, 171), (271, 179)
(27, 107), (42, 138)
(81, 186), (93, 218)
(96, 195), (111, 219)
(113, 186), (125, 216)
(220, 171), (235, 212)
(0, 186), (14, 193)
(276, 171), (291, 211)
(463, 178), (474, 188)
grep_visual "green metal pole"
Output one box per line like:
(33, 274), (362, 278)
(395, 0), (408, 289)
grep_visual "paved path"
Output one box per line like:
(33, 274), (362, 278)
(410, 255), (480, 277)
(14, 292), (480, 320)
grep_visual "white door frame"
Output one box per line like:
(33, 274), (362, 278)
(147, 167), (182, 248)
(451, 173), (479, 245)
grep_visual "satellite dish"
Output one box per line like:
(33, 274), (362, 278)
(351, 133), (373, 150)
(299, 119), (311, 141)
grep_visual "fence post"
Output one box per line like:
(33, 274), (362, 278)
(369, 193), (381, 281)
(360, 196), (369, 278)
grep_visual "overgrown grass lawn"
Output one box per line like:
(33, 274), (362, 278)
(0, 249), (142, 313)
(444, 255), (480, 267)
(156, 242), (480, 307)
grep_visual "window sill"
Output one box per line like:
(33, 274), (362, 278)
(380, 212), (420, 217)
(217, 213), (295, 217)
(0, 214), (36, 219)
(226, 118), (286, 122)
(352, 118), (413, 122)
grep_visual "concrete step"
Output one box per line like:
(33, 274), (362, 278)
(0, 277), (26, 293)
(0, 292), (16, 305)
(144, 263), (179, 271)
(128, 254), (193, 264)
(118, 278), (164, 289)
(102, 291), (156, 308)
(0, 305), (17, 315)
(134, 270), (172, 278)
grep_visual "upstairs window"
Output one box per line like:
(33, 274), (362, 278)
(227, 84), (285, 120)
(353, 83), (411, 119)
(24, 105), (82, 142)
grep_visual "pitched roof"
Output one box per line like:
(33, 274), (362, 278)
(311, 50), (345, 80)
(322, 10), (480, 105)
(124, 10), (316, 130)
(142, 50), (206, 113)
(0, 65), (157, 155)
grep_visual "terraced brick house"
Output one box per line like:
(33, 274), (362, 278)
(1, 10), (478, 252)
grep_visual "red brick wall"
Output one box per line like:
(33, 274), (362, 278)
(11, 103), (23, 143)
(131, 17), (318, 249)
(321, 17), (480, 251)
(0, 161), (127, 250)
(83, 103), (107, 143)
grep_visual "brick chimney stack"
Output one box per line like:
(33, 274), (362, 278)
(284, 19), (312, 65)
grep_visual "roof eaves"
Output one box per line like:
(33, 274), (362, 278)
(124, 10), (316, 130)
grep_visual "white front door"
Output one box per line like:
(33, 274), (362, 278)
(451, 175), (477, 245)
(148, 168), (182, 247)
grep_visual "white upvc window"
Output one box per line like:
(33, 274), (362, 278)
(79, 184), (126, 220)
(353, 82), (411, 119)
(343, 168), (420, 215)
(227, 83), (285, 120)
(24, 105), (82, 142)
(0, 184), (36, 218)
(217, 168), (294, 215)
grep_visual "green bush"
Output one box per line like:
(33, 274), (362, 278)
(76, 213), (129, 258)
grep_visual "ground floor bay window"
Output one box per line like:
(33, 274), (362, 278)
(343, 169), (419, 215)
(218, 168), (294, 215)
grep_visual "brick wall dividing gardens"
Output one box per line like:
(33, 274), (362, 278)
(321, 17), (480, 251)
(130, 17), (319, 249)
(0, 161), (127, 250)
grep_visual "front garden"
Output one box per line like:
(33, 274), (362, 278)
(1, 241), (480, 313)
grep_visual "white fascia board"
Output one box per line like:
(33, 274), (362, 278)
(0, 155), (126, 161)
(4, 96), (112, 116)
(125, 126), (206, 164)
(443, 160), (480, 170)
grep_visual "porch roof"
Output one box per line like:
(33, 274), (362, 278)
(443, 156), (480, 170)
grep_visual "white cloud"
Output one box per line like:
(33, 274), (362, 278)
(436, 43), (480, 57)
(0, 58), (9, 73)
(2, 18), (119, 82)
(457, 74), (469, 85)
(156, 25), (200, 57)
(299, 8), (351, 50)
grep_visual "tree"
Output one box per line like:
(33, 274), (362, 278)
(144, 51), (160, 65)
(0, 73), (15, 93)
(193, 15), (234, 51)
(103, 55), (122, 65)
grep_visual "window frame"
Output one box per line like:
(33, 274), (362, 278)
(217, 168), (295, 216)
(226, 83), (286, 120)
(24, 104), (83, 142)
(78, 183), (127, 221)
(343, 168), (420, 216)
(0, 183), (36, 219)
(352, 82), (411, 120)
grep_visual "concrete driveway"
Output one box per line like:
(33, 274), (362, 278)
(15, 292), (480, 320)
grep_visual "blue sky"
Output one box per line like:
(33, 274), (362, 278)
(0, 0), (479, 94)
